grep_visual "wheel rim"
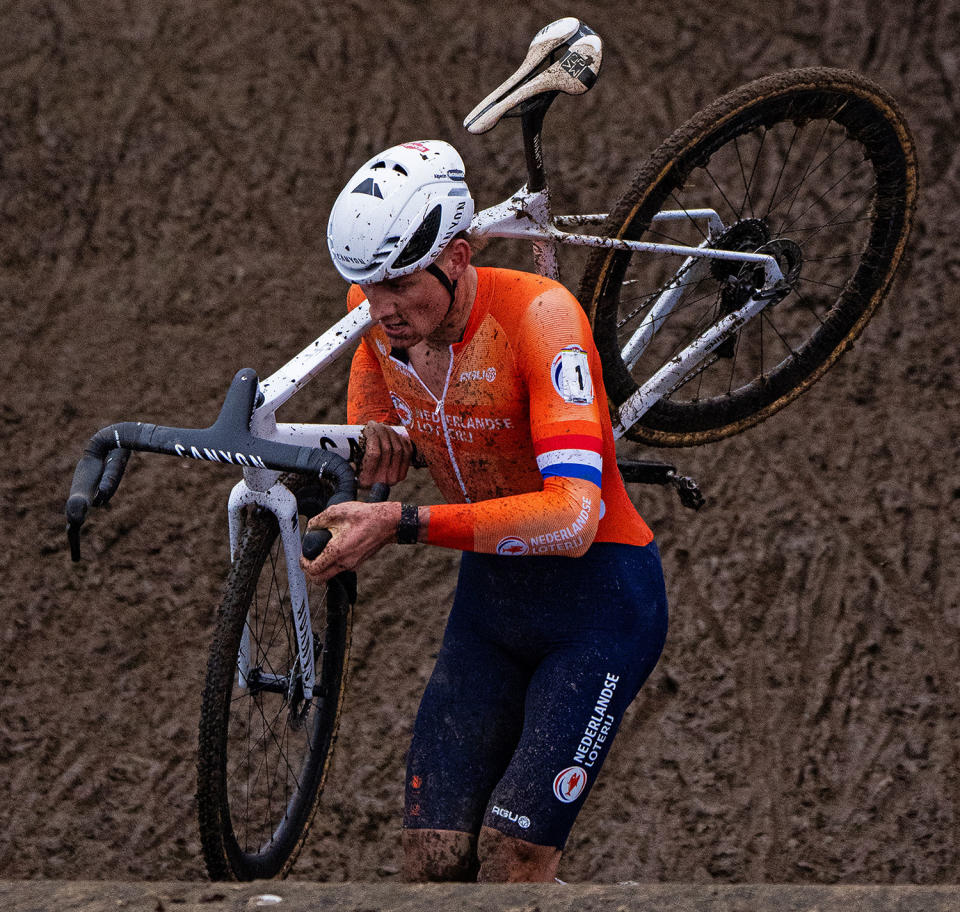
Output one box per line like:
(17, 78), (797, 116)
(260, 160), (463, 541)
(589, 74), (915, 444)
(223, 531), (329, 874)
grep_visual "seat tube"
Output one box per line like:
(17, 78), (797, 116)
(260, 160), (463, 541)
(533, 239), (560, 280)
(520, 102), (551, 192)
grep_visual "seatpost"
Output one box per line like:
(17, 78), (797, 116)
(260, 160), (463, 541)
(519, 93), (557, 193)
(518, 93), (562, 279)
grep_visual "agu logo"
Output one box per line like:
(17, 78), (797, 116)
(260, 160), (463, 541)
(496, 537), (529, 556)
(553, 766), (588, 804)
(491, 805), (531, 829)
(390, 394), (413, 427)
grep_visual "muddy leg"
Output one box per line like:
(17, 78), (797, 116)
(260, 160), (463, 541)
(402, 828), (479, 882)
(476, 825), (562, 882)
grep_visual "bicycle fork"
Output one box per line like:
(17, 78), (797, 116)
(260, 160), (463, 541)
(227, 479), (317, 701)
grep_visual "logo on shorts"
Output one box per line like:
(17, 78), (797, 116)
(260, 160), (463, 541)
(553, 766), (588, 803)
(496, 537), (529, 556)
(491, 805), (531, 829)
(390, 394), (413, 427)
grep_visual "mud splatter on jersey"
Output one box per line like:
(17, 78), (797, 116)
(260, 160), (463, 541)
(346, 267), (653, 553)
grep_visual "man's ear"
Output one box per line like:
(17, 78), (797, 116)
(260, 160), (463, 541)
(443, 236), (473, 280)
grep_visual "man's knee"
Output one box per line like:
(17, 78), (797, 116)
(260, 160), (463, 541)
(402, 828), (478, 882)
(477, 825), (562, 883)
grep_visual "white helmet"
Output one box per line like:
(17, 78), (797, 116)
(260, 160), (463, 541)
(327, 140), (475, 285)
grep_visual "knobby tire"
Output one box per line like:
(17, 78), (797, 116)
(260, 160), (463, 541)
(579, 67), (918, 446)
(196, 475), (353, 881)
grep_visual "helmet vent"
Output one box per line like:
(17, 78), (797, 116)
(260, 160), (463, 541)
(393, 204), (442, 269)
(370, 161), (407, 176)
(352, 178), (383, 198)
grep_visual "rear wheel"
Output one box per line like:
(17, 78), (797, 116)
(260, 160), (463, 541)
(197, 475), (353, 880)
(579, 67), (918, 446)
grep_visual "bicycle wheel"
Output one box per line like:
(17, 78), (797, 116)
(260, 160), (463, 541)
(197, 476), (354, 881)
(579, 67), (918, 447)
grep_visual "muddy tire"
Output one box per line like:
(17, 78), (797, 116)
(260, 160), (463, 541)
(579, 67), (918, 447)
(196, 476), (353, 881)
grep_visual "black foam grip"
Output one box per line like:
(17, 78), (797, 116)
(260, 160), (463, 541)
(368, 482), (390, 503)
(301, 528), (332, 560)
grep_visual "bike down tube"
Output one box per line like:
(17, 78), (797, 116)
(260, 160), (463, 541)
(245, 297), (417, 465)
(253, 301), (375, 420)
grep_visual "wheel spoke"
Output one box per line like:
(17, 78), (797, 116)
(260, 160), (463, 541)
(581, 69), (915, 444)
(198, 496), (354, 878)
(762, 124), (800, 222)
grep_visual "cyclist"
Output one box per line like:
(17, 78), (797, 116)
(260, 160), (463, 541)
(301, 139), (668, 883)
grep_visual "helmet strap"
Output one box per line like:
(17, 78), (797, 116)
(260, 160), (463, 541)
(426, 262), (458, 307)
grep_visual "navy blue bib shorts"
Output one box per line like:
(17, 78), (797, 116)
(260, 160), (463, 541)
(403, 539), (668, 848)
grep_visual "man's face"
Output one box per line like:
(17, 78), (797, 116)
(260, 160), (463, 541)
(361, 268), (450, 348)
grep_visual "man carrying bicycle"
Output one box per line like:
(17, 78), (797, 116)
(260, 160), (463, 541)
(301, 139), (668, 883)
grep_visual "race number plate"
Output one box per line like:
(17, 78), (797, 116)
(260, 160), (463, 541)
(552, 345), (594, 405)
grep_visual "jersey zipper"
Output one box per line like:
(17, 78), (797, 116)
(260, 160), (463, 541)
(407, 347), (471, 503)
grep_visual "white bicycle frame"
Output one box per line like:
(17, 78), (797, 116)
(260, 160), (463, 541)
(225, 178), (785, 699)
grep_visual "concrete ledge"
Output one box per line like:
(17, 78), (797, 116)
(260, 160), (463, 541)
(2, 881), (959, 912)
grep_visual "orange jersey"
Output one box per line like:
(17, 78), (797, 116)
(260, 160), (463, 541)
(346, 267), (653, 555)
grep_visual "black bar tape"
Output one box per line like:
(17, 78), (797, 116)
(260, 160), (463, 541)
(301, 529), (332, 560)
(65, 367), (363, 562)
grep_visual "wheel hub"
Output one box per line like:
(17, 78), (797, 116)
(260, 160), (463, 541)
(709, 218), (770, 281)
(709, 222), (804, 359)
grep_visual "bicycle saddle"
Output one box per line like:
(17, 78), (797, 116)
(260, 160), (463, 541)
(463, 18), (602, 135)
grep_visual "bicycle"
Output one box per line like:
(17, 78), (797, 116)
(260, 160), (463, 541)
(64, 17), (917, 882)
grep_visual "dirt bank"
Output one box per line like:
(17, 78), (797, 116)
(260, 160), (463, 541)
(1, 0), (958, 886)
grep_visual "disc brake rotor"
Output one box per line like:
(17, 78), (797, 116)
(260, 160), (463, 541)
(709, 218), (770, 281)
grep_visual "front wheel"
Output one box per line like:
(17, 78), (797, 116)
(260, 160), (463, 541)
(579, 67), (918, 447)
(196, 476), (354, 881)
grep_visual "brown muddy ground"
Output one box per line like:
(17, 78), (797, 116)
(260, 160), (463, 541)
(1, 0), (958, 888)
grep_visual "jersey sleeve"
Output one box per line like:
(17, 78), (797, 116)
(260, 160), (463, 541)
(347, 339), (400, 425)
(345, 285), (400, 425)
(426, 286), (605, 557)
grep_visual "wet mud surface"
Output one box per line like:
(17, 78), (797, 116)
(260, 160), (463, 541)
(2, 0), (959, 887)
